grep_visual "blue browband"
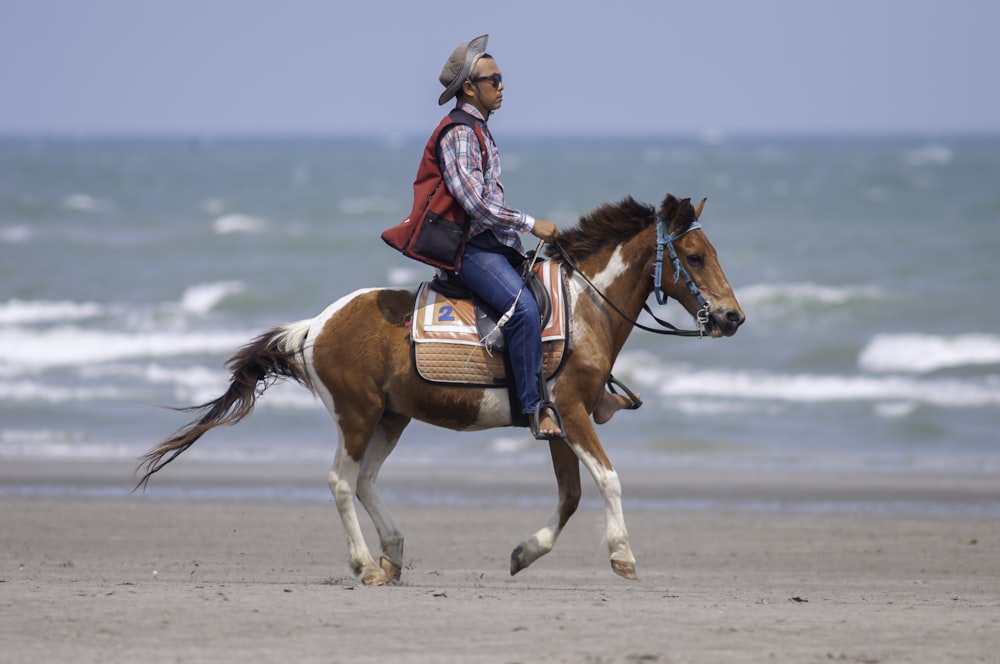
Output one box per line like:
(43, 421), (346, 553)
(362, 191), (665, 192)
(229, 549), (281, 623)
(653, 218), (709, 310)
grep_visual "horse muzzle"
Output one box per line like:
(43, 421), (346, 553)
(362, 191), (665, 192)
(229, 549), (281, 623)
(706, 306), (745, 338)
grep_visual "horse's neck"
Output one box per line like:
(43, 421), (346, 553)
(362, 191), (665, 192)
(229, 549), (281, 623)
(576, 242), (655, 347)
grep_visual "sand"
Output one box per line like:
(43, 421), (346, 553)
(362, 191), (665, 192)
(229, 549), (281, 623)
(1, 459), (998, 663)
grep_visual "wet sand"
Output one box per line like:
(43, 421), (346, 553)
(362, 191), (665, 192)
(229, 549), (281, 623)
(2, 459), (998, 663)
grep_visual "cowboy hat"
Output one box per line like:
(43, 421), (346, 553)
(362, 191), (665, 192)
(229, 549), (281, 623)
(438, 34), (489, 106)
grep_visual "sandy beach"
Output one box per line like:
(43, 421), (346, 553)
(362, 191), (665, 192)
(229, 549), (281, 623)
(2, 459), (998, 663)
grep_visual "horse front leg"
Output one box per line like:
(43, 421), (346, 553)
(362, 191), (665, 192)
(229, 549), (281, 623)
(510, 438), (582, 575)
(556, 406), (637, 579)
(356, 412), (410, 583)
(572, 435), (637, 579)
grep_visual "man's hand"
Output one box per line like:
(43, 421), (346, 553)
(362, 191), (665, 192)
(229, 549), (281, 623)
(531, 220), (559, 242)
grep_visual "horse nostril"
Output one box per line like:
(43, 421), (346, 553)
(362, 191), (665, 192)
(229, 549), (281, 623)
(726, 310), (745, 326)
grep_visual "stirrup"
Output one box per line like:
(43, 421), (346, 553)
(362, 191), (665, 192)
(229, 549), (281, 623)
(530, 401), (564, 441)
(607, 374), (643, 410)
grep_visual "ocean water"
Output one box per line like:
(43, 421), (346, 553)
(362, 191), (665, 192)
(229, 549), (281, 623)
(2, 134), (999, 488)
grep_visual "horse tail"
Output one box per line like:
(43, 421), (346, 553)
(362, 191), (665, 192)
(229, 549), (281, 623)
(135, 320), (314, 490)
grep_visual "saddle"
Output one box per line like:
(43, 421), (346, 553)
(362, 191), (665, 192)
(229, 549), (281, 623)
(410, 260), (569, 387)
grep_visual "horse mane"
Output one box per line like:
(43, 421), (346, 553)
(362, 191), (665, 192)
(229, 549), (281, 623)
(547, 194), (695, 263)
(546, 196), (655, 263)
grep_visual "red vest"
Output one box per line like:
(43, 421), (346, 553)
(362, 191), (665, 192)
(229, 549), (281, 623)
(381, 108), (487, 271)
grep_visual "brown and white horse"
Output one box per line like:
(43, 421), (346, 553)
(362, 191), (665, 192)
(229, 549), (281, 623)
(138, 193), (744, 585)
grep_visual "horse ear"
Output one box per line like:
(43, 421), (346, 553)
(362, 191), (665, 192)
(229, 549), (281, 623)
(694, 197), (707, 220)
(660, 194), (679, 220)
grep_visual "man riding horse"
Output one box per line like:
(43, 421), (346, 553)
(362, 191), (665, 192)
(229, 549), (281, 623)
(137, 35), (745, 586)
(383, 34), (634, 438)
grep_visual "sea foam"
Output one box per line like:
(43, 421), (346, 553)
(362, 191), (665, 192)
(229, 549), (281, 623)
(615, 347), (1000, 412)
(179, 281), (244, 315)
(859, 333), (1000, 374)
(738, 282), (884, 307)
(0, 225), (32, 243)
(62, 193), (112, 212)
(213, 213), (268, 234)
(2, 281), (242, 330)
(652, 368), (1000, 408)
(0, 299), (106, 325)
(902, 143), (953, 167)
(0, 326), (251, 371)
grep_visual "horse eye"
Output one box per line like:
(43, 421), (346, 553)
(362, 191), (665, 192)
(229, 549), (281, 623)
(687, 254), (704, 268)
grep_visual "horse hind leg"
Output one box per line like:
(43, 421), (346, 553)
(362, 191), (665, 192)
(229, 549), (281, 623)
(510, 438), (582, 575)
(307, 342), (395, 583)
(328, 439), (388, 585)
(356, 412), (410, 583)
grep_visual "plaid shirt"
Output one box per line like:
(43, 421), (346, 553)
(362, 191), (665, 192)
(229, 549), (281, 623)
(439, 103), (535, 253)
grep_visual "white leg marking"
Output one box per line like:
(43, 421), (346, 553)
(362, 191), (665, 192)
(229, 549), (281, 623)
(511, 506), (565, 575)
(522, 512), (562, 557)
(328, 449), (380, 578)
(572, 445), (635, 567)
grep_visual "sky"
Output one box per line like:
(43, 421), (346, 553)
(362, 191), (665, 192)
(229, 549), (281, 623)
(1, 0), (998, 137)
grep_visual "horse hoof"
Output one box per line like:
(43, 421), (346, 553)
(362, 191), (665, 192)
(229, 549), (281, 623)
(380, 555), (402, 583)
(510, 545), (527, 576)
(361, 567), (388, 586)
(611, 559), (637, 580)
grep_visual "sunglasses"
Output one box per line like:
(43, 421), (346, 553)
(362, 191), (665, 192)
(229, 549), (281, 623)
(469, 73), (502, 89)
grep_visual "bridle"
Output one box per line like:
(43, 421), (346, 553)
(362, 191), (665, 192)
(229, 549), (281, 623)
(552, 216), (711, 338)
(653, 217), (711, 332)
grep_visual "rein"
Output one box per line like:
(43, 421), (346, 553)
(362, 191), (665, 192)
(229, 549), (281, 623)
(553, 216), (710, 338)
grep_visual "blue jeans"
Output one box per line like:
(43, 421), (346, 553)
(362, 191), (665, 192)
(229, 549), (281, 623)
(457, 243), (542, 414)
